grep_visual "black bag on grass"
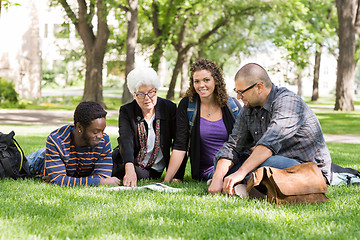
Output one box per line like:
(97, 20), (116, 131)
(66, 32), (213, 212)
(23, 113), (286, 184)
(0, 131), (32, 179)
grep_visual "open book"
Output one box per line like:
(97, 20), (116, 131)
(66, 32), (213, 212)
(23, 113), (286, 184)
(107, 183), (182, 193)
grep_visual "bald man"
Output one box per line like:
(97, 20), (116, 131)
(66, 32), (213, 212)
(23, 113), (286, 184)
(208, 63), (332, 195)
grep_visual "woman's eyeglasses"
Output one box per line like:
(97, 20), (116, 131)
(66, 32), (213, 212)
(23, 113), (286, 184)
(135, 89), (157, 99)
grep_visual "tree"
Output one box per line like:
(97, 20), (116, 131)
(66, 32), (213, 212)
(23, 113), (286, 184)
(270, 0), (337, 98)
(166, 0), (270, 99)
(145, 0), (178, 72)
(57, 0), (110, 107)
(335, 0), (358, 111)
(308, 1), (336, 101)
(118, 0), (139, 104)
(0, 0), (20, 16)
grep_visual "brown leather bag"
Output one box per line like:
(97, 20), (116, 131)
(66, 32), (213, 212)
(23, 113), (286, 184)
(246, 162), (329, 205)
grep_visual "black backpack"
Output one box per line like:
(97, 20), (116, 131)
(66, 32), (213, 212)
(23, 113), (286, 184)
(0, 131), (32, 179)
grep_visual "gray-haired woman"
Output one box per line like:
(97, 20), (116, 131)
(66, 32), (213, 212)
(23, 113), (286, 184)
(112, 67), (183, 187)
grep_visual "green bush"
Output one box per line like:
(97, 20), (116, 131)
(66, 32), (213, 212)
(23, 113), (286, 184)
(0, 78), (18, 105)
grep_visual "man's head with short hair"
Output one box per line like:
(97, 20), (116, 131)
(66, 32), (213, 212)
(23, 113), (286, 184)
(235, 63), (272, 88)
(74, 101), (107, 129)
(234, 63), (273, 108)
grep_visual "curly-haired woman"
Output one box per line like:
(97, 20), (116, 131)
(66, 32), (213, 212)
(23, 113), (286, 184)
(164, 59), (242, 182)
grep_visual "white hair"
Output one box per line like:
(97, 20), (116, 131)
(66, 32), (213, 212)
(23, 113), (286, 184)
(126, 67), (161, 94)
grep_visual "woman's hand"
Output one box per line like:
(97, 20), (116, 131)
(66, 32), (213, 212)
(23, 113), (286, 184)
(123, 163), (137, 187)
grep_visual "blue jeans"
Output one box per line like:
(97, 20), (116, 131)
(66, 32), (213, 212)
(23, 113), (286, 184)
(26, 147), (46, 176)
(227, 155), (301, 182)
(201, 170), (214, 181)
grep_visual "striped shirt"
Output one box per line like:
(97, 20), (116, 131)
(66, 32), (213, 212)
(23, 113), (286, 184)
(44, 124), (113, 187)
(215, 84), (332, 183)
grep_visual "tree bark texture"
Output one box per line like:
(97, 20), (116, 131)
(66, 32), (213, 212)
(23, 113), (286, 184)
(296, 73), (302, 97)
(149, 0), (174, 72)
(166, 49), (187, 100)
(335, 0), (358, 111)
(122, 0), (138, 105)
(311, 43), (322, 101)
(60, 0), (109, 108)
(179, 48), (193, 98)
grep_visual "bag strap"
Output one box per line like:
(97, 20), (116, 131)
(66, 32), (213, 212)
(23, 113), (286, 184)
(187, 97), (198, 150)
(12, 137), (32, 177)
(12, 138), (25, 171)
(187, 96), (240, 141)
(227, 97), (240, 120)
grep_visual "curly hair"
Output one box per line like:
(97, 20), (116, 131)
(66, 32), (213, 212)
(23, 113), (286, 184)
(185, 59), (228, 107)
(74, 101), (107, 129)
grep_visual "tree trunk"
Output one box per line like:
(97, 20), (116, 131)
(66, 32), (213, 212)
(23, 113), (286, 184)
(149, 0), (174, 72)
(311, 43), (322, 101)
(82, 52), (105, 105)
(166, 50), (187, 100)
(335, 0), (357, 111)
(296, 73), (302, 97)
(150, 43), (164, 72)
(60, 0), (109, 108)
(179, 48), (193, 98)
(122, 0), (138, 105)
(81, 1), (109, 108)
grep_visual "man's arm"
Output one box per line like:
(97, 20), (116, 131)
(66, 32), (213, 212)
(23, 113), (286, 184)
(222, 145), (272, 195)
(209, 108), (249, 194)
(208, 158), (234, 194)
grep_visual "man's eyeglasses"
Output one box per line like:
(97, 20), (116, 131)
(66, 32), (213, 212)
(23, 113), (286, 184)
(135, 89), (157, 99)
(233, 82), (258, 97)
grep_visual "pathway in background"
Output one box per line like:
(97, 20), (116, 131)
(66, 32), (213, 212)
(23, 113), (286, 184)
(1, 108), (360, 144)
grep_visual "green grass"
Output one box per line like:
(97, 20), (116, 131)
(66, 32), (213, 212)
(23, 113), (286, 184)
(14, 88), (181, 111)
(1, 177), (359, 239)
(24, 96), (122, 111)
(107, 110), (360, 134)
(1, 130), (360, 239)
(304, 96), (360, 106)
(315, 111), (360, 135)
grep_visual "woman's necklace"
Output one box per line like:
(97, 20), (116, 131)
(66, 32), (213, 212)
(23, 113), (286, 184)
(204, 105), (214, 118)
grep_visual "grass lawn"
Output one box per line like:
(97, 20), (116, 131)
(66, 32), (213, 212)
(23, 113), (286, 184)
(1, 97), (360, 239)
(315, 111), (360, 135)
(0, 128), (360, 239)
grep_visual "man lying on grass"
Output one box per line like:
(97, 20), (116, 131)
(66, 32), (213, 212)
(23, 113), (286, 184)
(27, 101), (121, 187)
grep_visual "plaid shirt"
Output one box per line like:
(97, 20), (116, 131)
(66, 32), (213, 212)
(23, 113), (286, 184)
(215, 84), (332, 183)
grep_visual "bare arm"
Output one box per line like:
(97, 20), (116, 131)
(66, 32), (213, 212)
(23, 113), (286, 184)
(208, 158), (234, 194)
(163, 149), (186, 183)
(223, 145), (272, 195)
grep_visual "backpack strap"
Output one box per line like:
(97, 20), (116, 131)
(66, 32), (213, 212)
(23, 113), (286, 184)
(187, 97), (198, 150)
(227, 97), (240, 120)
(188, 96), (240, 132)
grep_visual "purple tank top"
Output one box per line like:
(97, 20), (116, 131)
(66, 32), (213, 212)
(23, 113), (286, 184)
(199, 117), (228, 179)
